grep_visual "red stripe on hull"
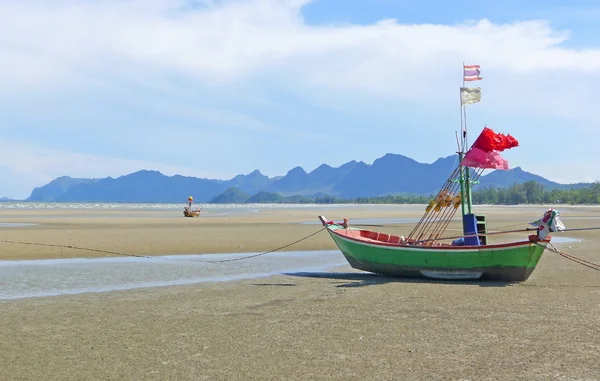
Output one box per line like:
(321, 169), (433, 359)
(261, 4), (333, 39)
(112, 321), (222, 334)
(330, 227), (549, 251)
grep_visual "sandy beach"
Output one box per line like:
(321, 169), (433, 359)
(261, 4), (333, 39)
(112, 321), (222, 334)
(1, 204), (599, 380)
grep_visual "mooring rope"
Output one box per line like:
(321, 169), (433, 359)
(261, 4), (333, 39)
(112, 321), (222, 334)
(412, 227), (537, 244)
(0, 240), (151, 259)
(0, 227), (327, 263)
(537, 242), (600, 272)
(412, 226), (600, 245)
(193, 227), (327, 263)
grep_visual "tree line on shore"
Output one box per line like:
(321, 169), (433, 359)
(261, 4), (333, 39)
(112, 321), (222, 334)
(242, 181), (600, 205)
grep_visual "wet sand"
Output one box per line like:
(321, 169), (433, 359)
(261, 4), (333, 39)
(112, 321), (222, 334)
(1, 205), (599, 380)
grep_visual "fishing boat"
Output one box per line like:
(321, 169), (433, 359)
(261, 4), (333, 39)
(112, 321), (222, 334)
(318, 64), (565, 281)
(183, 196), (202, 217)
(183, 209), (201, 217)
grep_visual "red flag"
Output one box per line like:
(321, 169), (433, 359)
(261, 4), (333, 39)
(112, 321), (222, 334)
(471, 126), (519, 152)
(505, 134), (518, 150)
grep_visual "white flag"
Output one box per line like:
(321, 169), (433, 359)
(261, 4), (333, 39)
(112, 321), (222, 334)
(461, 87), (482, 105)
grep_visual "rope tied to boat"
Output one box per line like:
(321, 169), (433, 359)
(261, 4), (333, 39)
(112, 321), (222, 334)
(0, 240), (151, 259)
(194, 227), (327, 263)
(0, 227), (327, 263)
(409, 226), (600, 245)
(536, 241), (600, 272)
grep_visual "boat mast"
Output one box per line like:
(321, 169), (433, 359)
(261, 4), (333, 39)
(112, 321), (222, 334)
(458, 62), (473, 218)
(406, 64), (485, 244)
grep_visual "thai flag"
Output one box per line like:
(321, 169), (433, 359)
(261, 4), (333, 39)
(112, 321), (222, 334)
(464, 65), (482, 81)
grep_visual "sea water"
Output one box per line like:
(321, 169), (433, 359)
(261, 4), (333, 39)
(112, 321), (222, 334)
(0, 202), (388, 211)
(0, 202), (401, 219)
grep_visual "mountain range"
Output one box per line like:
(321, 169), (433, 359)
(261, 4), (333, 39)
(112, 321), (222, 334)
(22, 153), (585, 203)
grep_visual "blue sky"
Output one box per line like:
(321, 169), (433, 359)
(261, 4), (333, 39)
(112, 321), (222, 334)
(1, 0), (600, 199)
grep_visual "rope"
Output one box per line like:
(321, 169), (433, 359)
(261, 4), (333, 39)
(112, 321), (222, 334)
(192, 228), (327, 263)
(428, 168), (486, 242)
(412, 227), (537, 244)
(0, 240), (151, 259)
(539, 242), (600, 272)
(412, 226), (600, 245)
(0, 227), (327, 263)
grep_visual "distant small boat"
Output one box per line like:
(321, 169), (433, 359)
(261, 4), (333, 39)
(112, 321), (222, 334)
(318, 64), (565, 282)
(184, 195), (201, 217)
(183, 209), (201, 217)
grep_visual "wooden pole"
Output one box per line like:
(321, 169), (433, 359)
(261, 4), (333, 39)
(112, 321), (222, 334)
(461, 62), (473, 216)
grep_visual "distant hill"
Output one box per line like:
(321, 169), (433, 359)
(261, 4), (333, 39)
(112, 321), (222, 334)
(33, 170), (228, 203)
(265, 161), (358, 195)
(25, 152), (583, 203)
(28, 176), (100, 202)
(209, 187), (250, 203)
(476, 167), (561, 189)
(245, 191), (314, 203)
(246, 191), (284, 203)
(332, 154), (459, 198)
(226, 170), (275, 195)
(0, 197), (16, 202)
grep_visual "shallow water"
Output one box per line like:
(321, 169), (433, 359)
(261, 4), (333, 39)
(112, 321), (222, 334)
(0, 234), (581, 301)
(551, 236), (580, 244)
(0, 250), (348, 301)
(0, 222), (37, 228)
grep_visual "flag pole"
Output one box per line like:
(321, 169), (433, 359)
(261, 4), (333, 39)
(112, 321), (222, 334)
(462, 62), (473, 215)
(459, 64), (464, 153)
(459, 63), (486, 245)
(462, 62), (468, 150)
(458, 62), (467, 217)
(460, 61), (472, 216)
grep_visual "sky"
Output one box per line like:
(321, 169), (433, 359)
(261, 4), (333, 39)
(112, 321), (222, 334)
(2, 0), (600, 199)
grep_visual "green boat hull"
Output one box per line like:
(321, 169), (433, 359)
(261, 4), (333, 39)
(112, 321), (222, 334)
(326, 225), (549, 281)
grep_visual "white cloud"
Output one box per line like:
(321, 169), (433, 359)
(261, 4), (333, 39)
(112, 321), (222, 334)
(1, 0), (600, 196)
(1, 1), (599, 116)
(2, 2), (599, 81)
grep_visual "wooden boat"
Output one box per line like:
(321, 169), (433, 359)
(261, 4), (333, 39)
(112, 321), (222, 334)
(318, 65), (564, 281)
(318, 216), (551, 281)
(183, 208), (202, 217)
